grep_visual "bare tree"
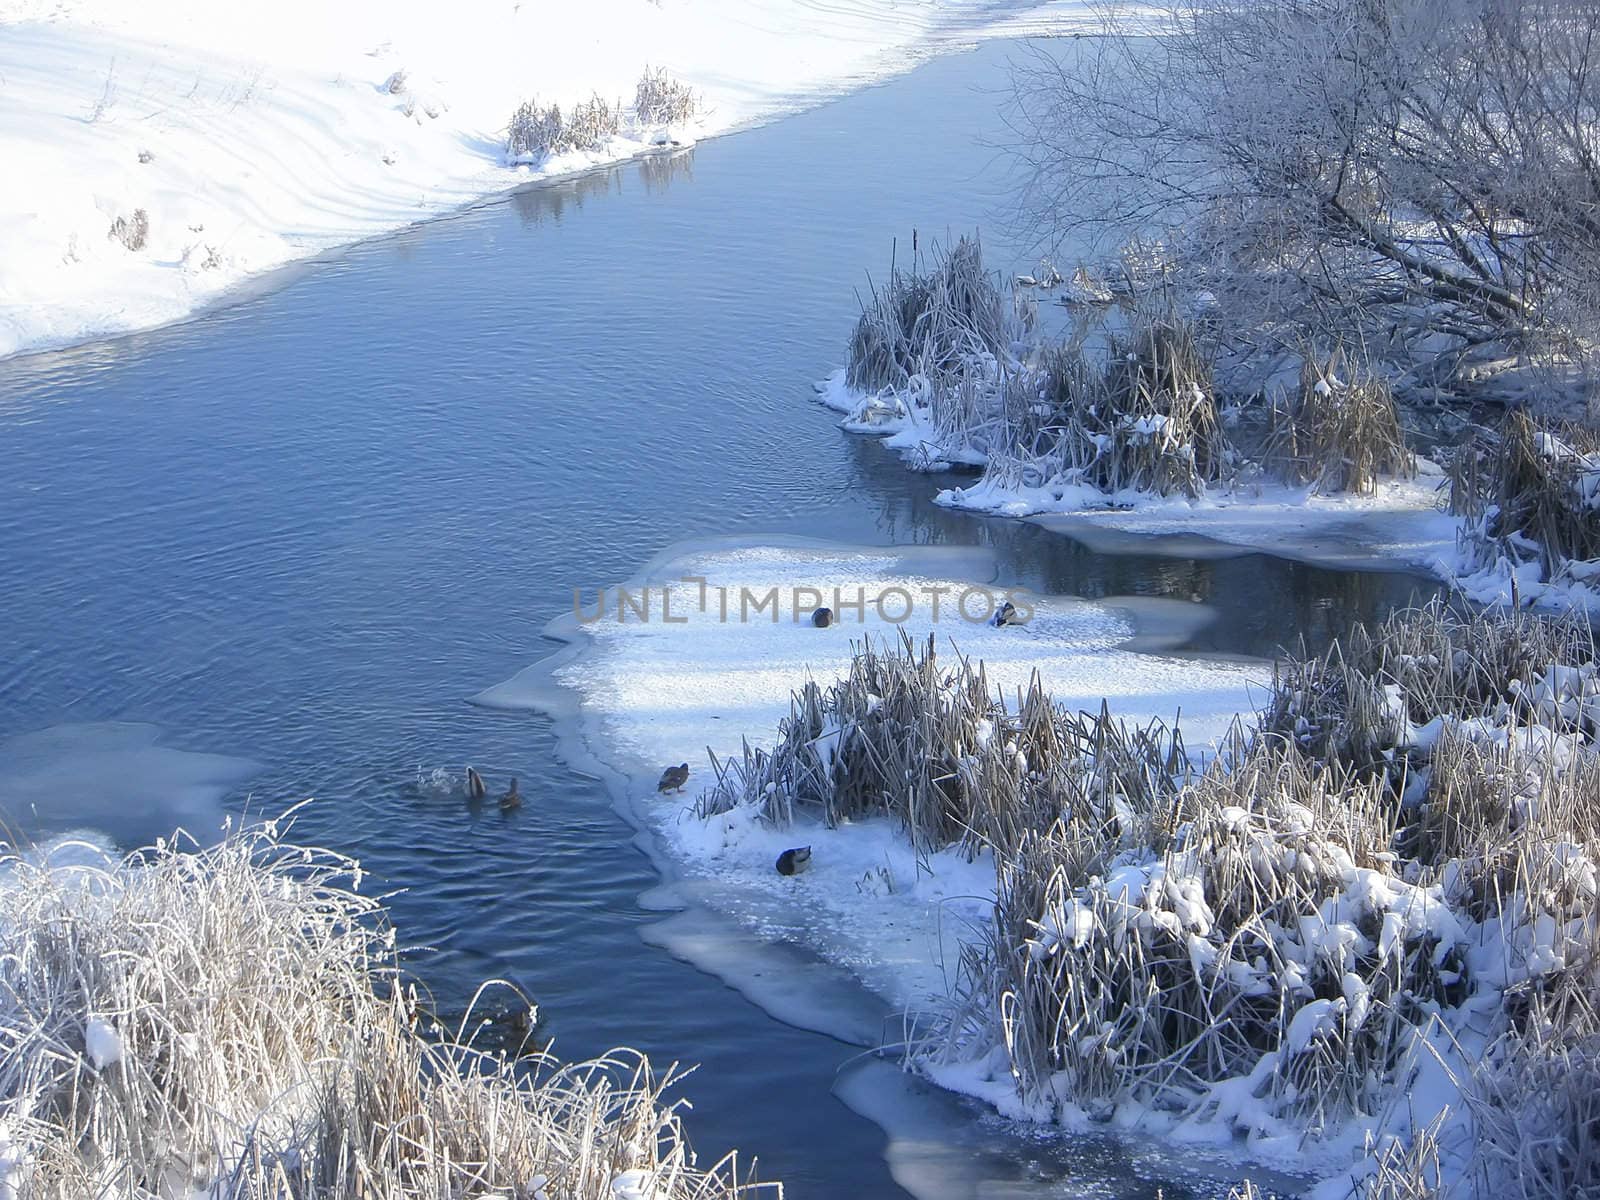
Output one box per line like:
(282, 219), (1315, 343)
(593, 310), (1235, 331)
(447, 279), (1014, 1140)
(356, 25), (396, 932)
(1012, 0), (1600, 381)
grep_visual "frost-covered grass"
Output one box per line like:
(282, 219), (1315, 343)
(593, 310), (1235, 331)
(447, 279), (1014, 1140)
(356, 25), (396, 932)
(507, 93), (623, 159)
(0, 818), (770, 1199)
(696, 601), (1600, 1196)
(634, 67), (699, 128)
(1448, 408), (1600, 610)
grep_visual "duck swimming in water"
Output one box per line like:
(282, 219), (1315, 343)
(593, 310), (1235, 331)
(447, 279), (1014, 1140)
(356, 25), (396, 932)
(776, 846), (812, 876)
(465, 767), (487, 801)
(499, 777), (522, 812)
(657, 763), (690, 793)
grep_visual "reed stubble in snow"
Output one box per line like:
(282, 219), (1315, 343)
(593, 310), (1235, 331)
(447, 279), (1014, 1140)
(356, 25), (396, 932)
(0, 820), (770, 1199)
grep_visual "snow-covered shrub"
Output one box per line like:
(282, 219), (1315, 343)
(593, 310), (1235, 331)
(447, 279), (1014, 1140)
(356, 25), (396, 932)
(0, 820), (769, 1199)
(107, 209), (148, 252)
(1449, 409), (1600, 588)
(634, 66), (697, 126)
(1264, 349), (1414, 495)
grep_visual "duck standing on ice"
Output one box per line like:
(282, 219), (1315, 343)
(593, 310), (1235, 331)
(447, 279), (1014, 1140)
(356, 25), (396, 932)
(776, 846), (812, 876)
(658, 763), (690, 793)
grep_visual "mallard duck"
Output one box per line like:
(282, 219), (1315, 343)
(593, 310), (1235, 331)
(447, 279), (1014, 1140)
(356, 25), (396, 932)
(776, 846), (812, 876)
(992, 601), (1019, 628)
(811, 607), (834, 628)
(657, 763), (690, 793)
(465, 766), (487, 801)
(499, 777), (522, 812)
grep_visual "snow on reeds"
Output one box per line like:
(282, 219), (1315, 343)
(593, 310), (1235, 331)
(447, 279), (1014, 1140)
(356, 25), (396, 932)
(1263, 348), (1414, 496)
(0, 818), (770, 1200)
(634, 67), (698, 128)
(697, 629), (1189, 862)
(830, 240), (1441, 506)
(1448, 408), (1600, 606)
(507, 93), (622, 159)
(994, 318), (1229, 499)
(507, 64), (696, 161)
(835, 236), (1041, 470)
(697, 602), (1600, 1195)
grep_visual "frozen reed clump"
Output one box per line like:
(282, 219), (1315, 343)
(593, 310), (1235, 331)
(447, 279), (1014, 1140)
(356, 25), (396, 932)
(943, 735), (1459, 1138)
(1449, 408), (1600, 593)
(1260, 597), (1594, 777)
(507, 99), (564, 158)
(845, 235), (1011, 395)
(1264, 348), (1414, 495)
(698, 630), (1188, 863)
(1015, 315), (1230, 498)
(634, 66), (698, 127)
(0, 818), (771, 1199)
(107, 209), (148, 252)
(838, 240), (1236, 492)
(506, 93), (621, 159)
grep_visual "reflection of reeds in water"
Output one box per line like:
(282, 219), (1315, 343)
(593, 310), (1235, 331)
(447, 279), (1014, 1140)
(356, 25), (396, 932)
(510, 169), (621, 227)
(507, 148), (696, 228)
(639, 148), (695, 194)
(0, 819), (771, 1199)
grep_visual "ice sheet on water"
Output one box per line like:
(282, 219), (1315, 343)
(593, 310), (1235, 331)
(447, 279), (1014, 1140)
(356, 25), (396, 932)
(0, 722), (258, 847)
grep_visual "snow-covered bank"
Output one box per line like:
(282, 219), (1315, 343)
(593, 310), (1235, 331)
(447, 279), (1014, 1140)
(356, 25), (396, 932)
(0, 0), (1091, 360)
(478, 535), (1263, 1051)
(820, 353), (1463, 579)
